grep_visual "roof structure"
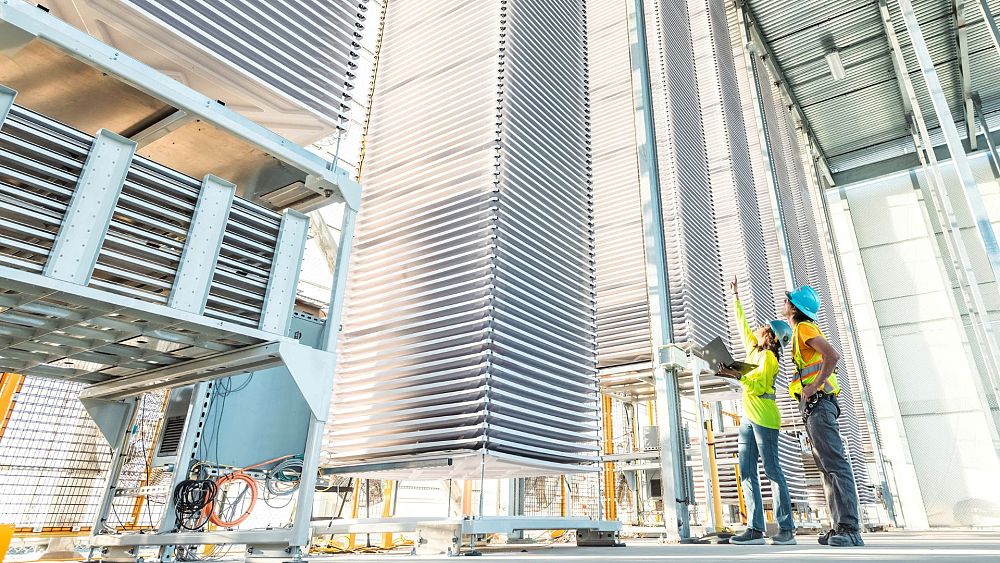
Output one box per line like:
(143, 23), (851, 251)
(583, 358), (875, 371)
(742, 0), (1000, 184)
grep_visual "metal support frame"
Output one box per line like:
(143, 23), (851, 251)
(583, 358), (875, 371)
(167, 175), (236, 314)
(626, 0), (687, 540)
(956, 1), (977, 149)
(42, 129), (136, 284)
(0, 0), (360, 210)
(320, 207), (358, 353)
(891, 0), (1000, 422)
(689, 357), (720, 532)
(258, 210), (309, 335)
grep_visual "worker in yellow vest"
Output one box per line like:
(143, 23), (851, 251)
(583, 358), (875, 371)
(784, 285), (863, 548)
(719, 279), (796, 546)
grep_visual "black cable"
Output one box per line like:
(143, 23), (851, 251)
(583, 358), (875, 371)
(173, 479), (218, 531)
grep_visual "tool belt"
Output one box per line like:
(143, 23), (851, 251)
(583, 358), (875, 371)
(796, 391), (839, 421)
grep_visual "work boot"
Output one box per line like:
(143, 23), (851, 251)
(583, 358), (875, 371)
(828, 525), (864, 547)
(817, 529), (834, 545)
(730, 528), (766, 545)
(770, 529), (796, 545)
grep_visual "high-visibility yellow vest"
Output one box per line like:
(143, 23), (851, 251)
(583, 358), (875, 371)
(789, 321), (840, 398)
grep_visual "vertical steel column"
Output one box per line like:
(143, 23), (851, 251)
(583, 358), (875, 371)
(689, 358), (718, 532)
(90, 398), (139, 534)
(955, 1), (977, 149)
(626, 0), (687, 540)
(167, 175), (236, 314)
(259, 210), (309, 335)
(895, 0), (1000, 416)
(43, 129), (136, 284)
(974, 95), (1000, 177)
(290, 414), (327, 547)
(320, 207), (358, 353)
(155, 382), (212, 534)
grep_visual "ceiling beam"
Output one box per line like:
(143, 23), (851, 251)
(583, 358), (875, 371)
(739, 1), (834, 185)
(955, 0), (977, 149)
(977, 0), (1000, 56)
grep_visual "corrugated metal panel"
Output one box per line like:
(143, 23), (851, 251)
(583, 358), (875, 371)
(322, 0), (598, 479)
(126, 0), (367, 123)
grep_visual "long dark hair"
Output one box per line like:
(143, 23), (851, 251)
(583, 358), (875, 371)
(757, 327), (782, 362)
(790, 305), (812, 326)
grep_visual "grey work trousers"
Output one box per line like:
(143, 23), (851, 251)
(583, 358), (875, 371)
(804, 396), (860, 529)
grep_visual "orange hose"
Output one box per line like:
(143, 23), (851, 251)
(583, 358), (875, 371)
(206, 472), (258, 527)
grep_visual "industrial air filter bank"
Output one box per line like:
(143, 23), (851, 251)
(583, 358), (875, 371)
(322, 0), (598, 479)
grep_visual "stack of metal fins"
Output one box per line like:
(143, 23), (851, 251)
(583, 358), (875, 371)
(124, 0), (368, 126)
(589, 0), (652, 374)
(0, 103), (283, 328)
(322, 0), (598, 480)
(754, 66), (877, 504)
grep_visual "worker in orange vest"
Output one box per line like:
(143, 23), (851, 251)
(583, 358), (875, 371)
(784, 285), (863, 547)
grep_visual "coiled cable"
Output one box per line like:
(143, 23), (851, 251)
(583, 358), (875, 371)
(173, 479), (217, 531)
(265, 456), (303, 497)
(206, 472), (257, 527)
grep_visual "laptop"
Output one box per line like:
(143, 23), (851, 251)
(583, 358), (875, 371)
(694, 337), (757, 376)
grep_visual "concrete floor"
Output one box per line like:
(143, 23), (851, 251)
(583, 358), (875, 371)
(316, 531), (1000, 562)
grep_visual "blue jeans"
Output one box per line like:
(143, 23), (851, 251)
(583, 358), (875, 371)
(738, 419), (795, 532)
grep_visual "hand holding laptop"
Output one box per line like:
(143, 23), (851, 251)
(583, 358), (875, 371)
(716, 365), (742, 380)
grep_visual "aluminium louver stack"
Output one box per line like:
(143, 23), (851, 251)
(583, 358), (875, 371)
(755, 70), (876, 504)
(121, 0), (368, 129)
(589, 0), (652, 374)
(646, 0), (728, 352)
(322, 0), (598, 480)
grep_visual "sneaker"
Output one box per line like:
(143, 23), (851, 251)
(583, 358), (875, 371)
(828, 525), (864, 547)
(817, 529), (834, 545)
(730, 529), (766, 545)
(770, 529), (796, 545)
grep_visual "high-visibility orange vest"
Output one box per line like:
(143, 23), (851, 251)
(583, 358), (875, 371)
(789, 321), (840, 398)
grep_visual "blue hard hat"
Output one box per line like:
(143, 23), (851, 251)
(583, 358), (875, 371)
(769, 320), (793, 348)
(787, 285), (820, 320)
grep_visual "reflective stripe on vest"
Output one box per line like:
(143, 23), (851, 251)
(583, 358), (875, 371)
(791, 322), (840, 396)
(759, 393), (776, 400)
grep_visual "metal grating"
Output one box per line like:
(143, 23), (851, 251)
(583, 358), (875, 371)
(0, 375), (111, 532)
(0, 374), (165, 533)
(323, 0), (598, 479)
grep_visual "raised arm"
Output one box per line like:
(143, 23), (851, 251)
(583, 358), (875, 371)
(734, 296), (757, 355)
